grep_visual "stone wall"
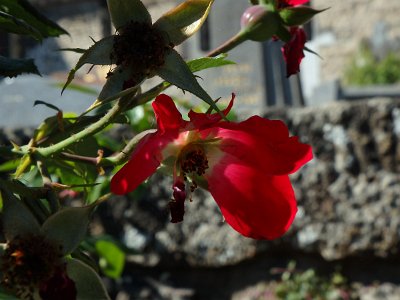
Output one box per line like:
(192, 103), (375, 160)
(312, 0), (400, 82)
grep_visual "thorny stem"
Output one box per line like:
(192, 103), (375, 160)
(58, 129), (157, 167)
(36, 96), (133, 158)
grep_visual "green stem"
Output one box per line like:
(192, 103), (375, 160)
(57, 129), (157, 167)
(206, 30), (248, 57)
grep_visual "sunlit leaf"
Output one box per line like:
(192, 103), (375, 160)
(154, 0), (214, 46)
(66, 258), (111, 300)
(86, 176), (109, 205)
(187, 53), (235, 73)
(157, 49), (220, 113)
(95, 240), (125, 279)
(0, 56), (40, 77)
(0, 159), (20, 173)
(106, 0), (151, 30)
(14, 154), (32, 179)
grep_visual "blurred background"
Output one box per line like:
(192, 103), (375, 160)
(1, 0), (400, 299)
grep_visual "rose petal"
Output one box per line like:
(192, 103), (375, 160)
(188, 93), (235, 129)
(282, 27), (306, 77)
(209, 116), (312, 175)
(206, 154), (297, 240)
(111, 131), (174, 194)
(279, 0), (310, 7)
(152, 94), (187, 134)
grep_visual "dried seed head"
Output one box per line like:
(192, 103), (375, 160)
(112, 21), (168, 85)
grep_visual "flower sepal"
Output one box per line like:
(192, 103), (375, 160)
(62, 36), (115, 93)
(106, 0), (151, 30)
(154, 0), (214, 46)
(279, 6), (327, 27)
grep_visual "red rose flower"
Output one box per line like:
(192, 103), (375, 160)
(278, 0), (309, 8)
(282, 27), (307, 77)
(111, 94), (312, 240)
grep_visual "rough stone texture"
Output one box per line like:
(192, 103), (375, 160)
(95, 97), (400, 269)
(281, 97), (400, 260)
(312, 0), (400, 81)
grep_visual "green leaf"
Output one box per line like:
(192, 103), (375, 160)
(34, 100), (62, 112)
(95, 240), (125, 279)
(0, 288), (19, 300)
(279, 6), (327, 27)
(0, 187), (41, 241)
(14, 154), (32, 178)
(0, 0), (67, 40)
(0, 56), (40, 77)
(54, 82), (99, 96)
(86, 176), (109, 205)
(58, 48), (86, 54)
(66, 258), (111, 300)
(154, 0), (214, 46)
(0, 159), (20, 172)
(157, 49), (220, 113)
(62, 36), (115, 93)
(106, 0), (151, 30)
(187, 53), (235, 73)
(0, 10), (42, 40)
(41, 206), (94, 255)
(33, 115), (61, 143)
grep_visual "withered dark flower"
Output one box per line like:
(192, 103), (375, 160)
(112, 21), (167, 74)
(0, 187), (109, 299)
(1, 234), (75, 300)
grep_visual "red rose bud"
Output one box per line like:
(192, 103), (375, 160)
(240, 5), (281, 42)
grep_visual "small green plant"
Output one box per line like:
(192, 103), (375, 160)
(344, 42), (400, 86)
(274, 261), (358, 300)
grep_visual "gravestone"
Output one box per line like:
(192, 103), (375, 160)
(182, 0), (304, 118)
